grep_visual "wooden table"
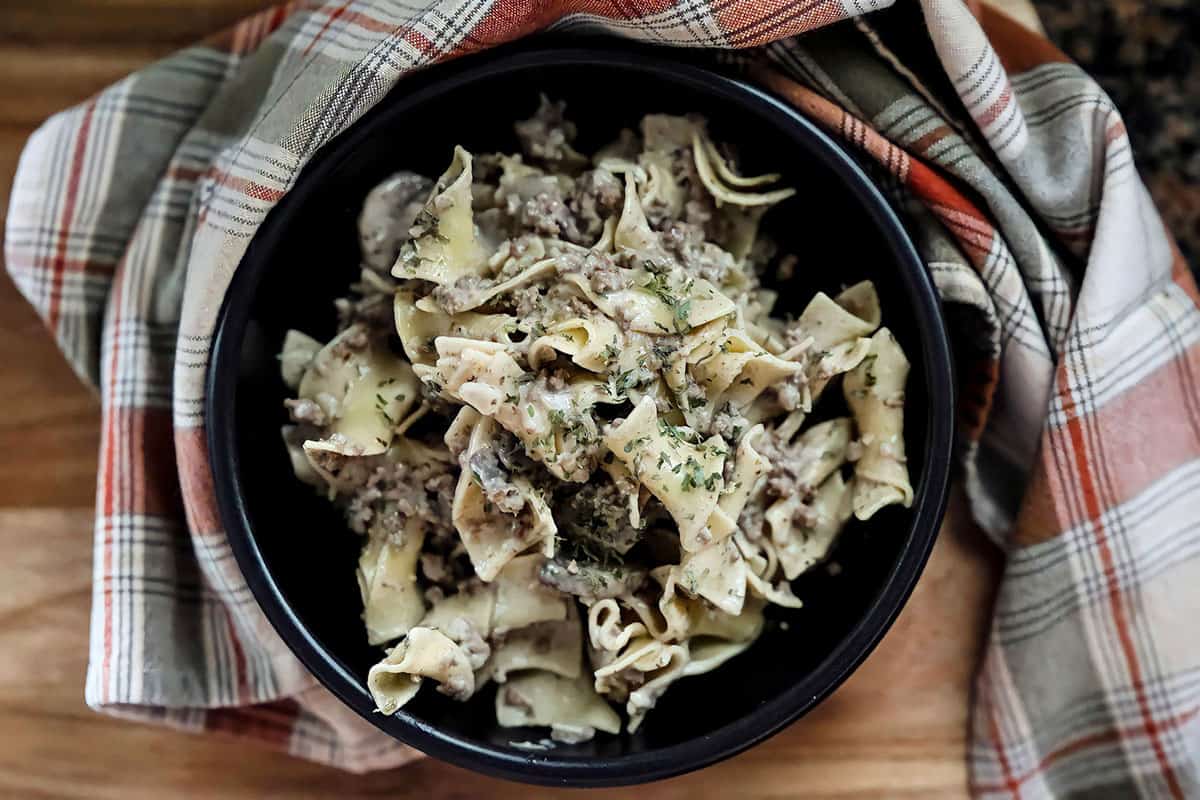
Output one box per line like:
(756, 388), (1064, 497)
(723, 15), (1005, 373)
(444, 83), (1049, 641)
(0, 3), (1021, 796)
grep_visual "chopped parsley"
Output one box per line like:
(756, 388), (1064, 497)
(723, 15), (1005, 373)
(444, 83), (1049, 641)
(861, 354), (879, 388)
(641, 272), (693, 334)
(679, 457), (719, 492)
(658, 418), (691, 448)
(674, 298), (693, 332)
(410, 208), (448, 243)
(605, 366), (641, 398)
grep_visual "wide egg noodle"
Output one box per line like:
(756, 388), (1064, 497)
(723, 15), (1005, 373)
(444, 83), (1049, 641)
(280, 329), (323, 390)
(297, 324), (418, 457)
(771, 471), (855, 580)
(638, 149), (685, 219)
(691, 132), (796, 207)
(359, 516), (426, 645)
(451, 415), (556, 581)
(486, 603), (583, 684)
(431, 257), (557, 314)
(683, 596), (766, 678)
(670, 535), (747, 616)
(426, 336), (612, 481)
(602, 397), (728, 553)
(689, 328), (803, 412)
(423, 582), (495, 630)
(393, 289), (515, 366)
(391, 146), (487, 285)
(586, 597), (649, 654)
(592, 636), (690, 733)
(281, 425), (324, 487)
(491, 553), (569, 634)
(528, 314), (622, 374)
(367, 626), (476, 714)
(716, 424), (770, 525)
(784, 281), (882, 410)
(845, 327), (913, 519)
(495, 670), (621, 742)
(563, 267), (736, 337)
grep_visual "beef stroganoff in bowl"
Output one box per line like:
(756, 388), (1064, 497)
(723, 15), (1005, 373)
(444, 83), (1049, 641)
(277, 98), (913, 744)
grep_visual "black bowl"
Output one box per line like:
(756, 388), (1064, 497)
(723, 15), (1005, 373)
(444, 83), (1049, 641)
(207, 44), (954, 787)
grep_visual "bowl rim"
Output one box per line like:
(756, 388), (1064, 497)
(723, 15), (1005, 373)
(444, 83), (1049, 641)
(206, 44), (955, 787)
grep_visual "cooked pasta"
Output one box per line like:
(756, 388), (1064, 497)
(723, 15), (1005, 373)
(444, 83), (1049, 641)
(280, 97), (913, 743)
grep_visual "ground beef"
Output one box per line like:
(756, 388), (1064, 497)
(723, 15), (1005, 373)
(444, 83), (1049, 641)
(789, 501), (821, 534)
(512, 286), (546, 321)
(344, 457), (456, 539)
(426, 471), (456, 512)
(493, 234), (547, 280)
(775, 370), (811, 413)
(284, 398), (326, 426)
(510, 282), (592, 331)
(437, 662), (474, 701)
(755, 427), (825, 501)
(514, 96), (586, 172)
(569, 167), (623, 242)
(431, 275), (495, 314)
(558, 250), (629, 294)
(357, 171), (433, 272)
(345, 489), (378, 533)
(660, 221), (737, 285)
(445, 617), (491, 670)
(305, 446), (379, 492)
(549, 282), (597, 320)
(514, 190), (579, 239)
(710, 404), (750, 443)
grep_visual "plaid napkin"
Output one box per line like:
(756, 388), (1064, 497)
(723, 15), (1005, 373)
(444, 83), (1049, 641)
(6, 0), (1199, 794)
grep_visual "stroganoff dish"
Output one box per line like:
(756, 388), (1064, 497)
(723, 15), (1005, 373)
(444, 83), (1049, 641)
(279, 98), (913, 743)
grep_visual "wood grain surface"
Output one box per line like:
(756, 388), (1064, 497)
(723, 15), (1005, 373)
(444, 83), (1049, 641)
(0, 2), (1022, 796)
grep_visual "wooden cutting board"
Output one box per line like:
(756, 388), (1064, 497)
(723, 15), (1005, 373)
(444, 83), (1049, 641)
(0, 1), (1030, 795)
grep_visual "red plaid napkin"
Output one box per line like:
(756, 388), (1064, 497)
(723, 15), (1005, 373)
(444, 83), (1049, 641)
(6, 0), (1198, 794)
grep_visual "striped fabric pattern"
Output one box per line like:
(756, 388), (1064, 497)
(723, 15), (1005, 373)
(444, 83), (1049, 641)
(5, 0), (1198, 793)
